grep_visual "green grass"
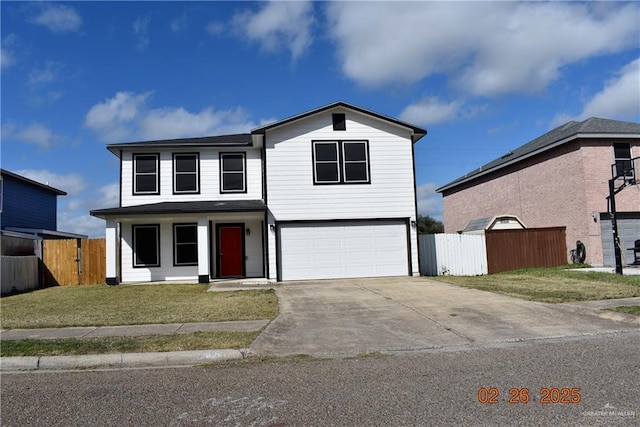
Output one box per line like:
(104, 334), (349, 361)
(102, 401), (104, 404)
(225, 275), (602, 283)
(432, 266), (640, 303)
(1, 284), (278, 329)
(607, 306), (640, 316)
(0, 331), (259, 357)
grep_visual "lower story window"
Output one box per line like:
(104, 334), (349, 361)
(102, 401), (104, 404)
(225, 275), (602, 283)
(174, 223), (198, 266)
(133, 224), (160, 267)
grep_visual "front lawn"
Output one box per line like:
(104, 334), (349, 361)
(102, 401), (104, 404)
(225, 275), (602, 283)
(0, 331), (259, 357)
(1, 284), (278, 329)
(431, 267), (640, 303)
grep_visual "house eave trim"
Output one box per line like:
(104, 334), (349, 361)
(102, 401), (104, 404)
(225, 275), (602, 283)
(251, 101), (427, 143)
(436, 132), (638, 193)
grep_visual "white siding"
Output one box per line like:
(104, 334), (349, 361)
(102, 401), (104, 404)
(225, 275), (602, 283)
(264, 107), (419, 279)
(419, 234), (488, 276)
(119, 215), (264, 283)
(121, 148), (262, 207)
(121, 221), (198, 283)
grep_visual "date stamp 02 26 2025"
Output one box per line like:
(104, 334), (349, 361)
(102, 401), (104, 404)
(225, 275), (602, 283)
(477, 387), (581, 405)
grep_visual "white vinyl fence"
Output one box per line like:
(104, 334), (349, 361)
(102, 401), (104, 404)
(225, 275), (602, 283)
(1, 256), (39, 295)
(419, 234), (488, 276)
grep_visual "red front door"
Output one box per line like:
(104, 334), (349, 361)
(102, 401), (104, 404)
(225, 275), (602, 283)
(218, 225), (244, 277)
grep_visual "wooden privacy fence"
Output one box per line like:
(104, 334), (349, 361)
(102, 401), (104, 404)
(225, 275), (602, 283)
(485, 227), (567, 274)
(43, 238), (105, 286)
(419, 227), (567, 276)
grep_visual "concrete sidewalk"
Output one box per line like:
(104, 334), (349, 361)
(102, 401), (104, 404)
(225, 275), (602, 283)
(0, 320), (269, 371)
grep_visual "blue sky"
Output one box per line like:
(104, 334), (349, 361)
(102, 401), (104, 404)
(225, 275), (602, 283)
(2, 1), (639, 237)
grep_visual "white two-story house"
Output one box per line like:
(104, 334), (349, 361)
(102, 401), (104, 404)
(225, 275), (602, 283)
(91, 102), (427, 284)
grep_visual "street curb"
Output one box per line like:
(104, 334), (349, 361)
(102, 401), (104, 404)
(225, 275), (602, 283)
(0, 349), (244, 372)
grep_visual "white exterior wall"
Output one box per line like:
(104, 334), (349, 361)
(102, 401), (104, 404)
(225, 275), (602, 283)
(264, 108), (419, 279)
(119, 215), (264, 283)
(120, 148), (263, 207)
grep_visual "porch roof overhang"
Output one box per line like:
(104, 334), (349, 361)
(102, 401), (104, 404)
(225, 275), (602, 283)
(4, 227), (88, 239)
(90, 200), (266, 219)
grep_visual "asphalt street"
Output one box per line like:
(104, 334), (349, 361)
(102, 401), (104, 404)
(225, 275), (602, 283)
(2, 330), (639, 426)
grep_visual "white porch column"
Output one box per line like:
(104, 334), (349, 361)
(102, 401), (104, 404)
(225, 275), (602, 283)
(197, 217), (210, 283)
(105, 218), (118, 285)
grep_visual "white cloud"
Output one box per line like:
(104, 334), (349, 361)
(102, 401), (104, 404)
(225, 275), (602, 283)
(58, 212), (106, 238)
(1, 34), (18, 69)
(205, 21), (225, 36)
(2, 123), (61, 150)
(139, 106), (254, 140)
(399, 97), (463, 127)
(95, 183), (120, 209)
(232, 0), (314, 60)
(416, 183), (443, 219)
(84, 91), (151, 142)
(0, 47), (13, 69)
(84, 91), (261, 142)
(133, 16), (150, 51)
(171, 13), (188, 33)
(57, 182), (120, 237)
(555, 58), (640, 124)
(29, 4), (82, 33)
(326, 2), (640, 96)
(14, 169), (87, 195)
(28, 61), (63, 86)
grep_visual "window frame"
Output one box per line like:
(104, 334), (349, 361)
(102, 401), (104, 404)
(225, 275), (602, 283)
(132, 224), (160, 268)
(613, 142), (633, 179)
(173, 153), (200, 194)
(133, 153), (160, 195)
(173, 223), (198, 266)
(312, 141), (341, 184)
(220, 152), (247, 193)
(341, 141), (370, 183)
(312, 140), (371, 185)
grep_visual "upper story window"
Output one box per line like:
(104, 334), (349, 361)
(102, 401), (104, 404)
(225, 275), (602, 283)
(132, 224), (160, 267)
(133, 153), (159, 195)
(613, 143), (633, 179)
(313, 140), (370, 184)
(220, 153), (246, 193)
(173, 153), (199, 194)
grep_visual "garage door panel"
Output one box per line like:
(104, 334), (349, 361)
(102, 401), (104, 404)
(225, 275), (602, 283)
(600, 214), (640, 266)
(280, 221), (409, 281)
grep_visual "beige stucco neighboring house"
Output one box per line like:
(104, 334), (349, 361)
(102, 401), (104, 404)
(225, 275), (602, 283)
(437, 118), (640, 266)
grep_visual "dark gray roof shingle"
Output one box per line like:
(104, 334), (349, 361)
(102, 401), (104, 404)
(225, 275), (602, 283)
(106, 134), (253, 156)
(437, 117), (640, 192)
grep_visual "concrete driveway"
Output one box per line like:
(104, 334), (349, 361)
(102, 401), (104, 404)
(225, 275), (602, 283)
(251, 277), (638, 357)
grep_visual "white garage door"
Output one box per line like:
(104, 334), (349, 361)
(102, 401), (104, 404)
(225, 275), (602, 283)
(279, 221), (409, 281)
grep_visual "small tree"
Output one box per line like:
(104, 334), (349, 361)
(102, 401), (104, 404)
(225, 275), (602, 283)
(417, 215), (444, 234)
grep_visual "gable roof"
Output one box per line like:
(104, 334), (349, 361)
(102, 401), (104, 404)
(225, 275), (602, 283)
(0, 169), (67, 195)
(105, 134), (253, 157)
(251, 101), (427, 143)
(437, 117), (640, 193)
